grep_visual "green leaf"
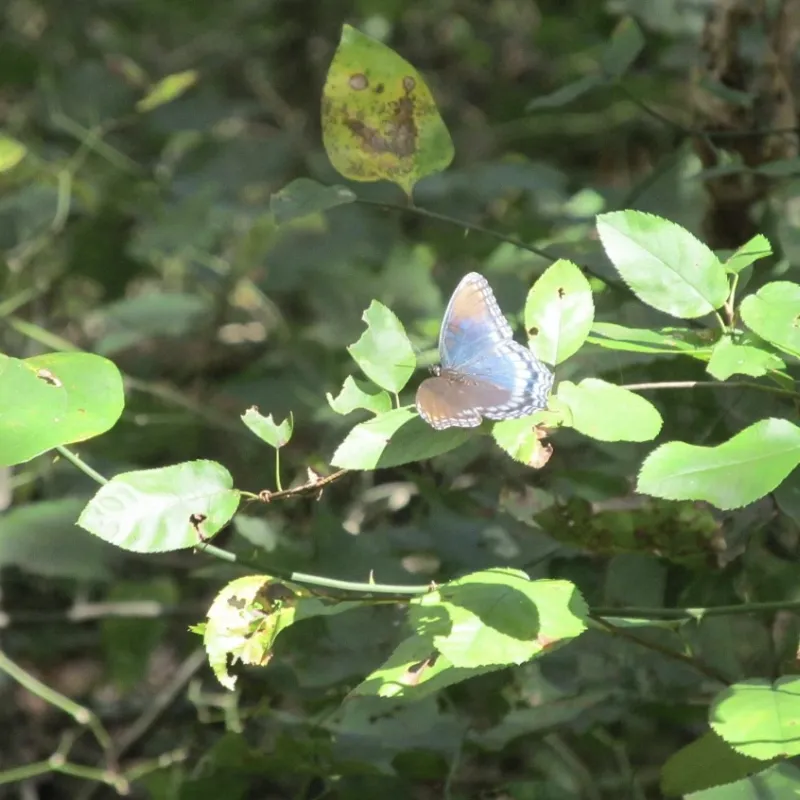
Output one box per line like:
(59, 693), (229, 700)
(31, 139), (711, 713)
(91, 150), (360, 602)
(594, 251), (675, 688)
(587, 322), (714, 355)
(78, 460), (241, 552)
(711, 678), (800, 760)
(524, 259), (594, 365)
(321, 24), (454, 197)
(0, 136), (27, 172)
(103, 578), (178, 690)
(661, 731), (770, 797)
(740, 281), (800, 359)
(326, 375), (392, 415)
(599, 17), (645, 79)
(555, 378), (663, 442)
(347, 300), (416, 393)
(698, 76), (753, 108)
(637, 418), (800, 510)
(724, 234), (772, 274)
(350, 633), (498, 700)
(526, 74), (604, 110)
(331, 408), (471, 469)
(241, 408), (293, 448)
(596, 211), (729, 318)
(203, 576), (358, 690)
(0, 498), (122, 581)
(270, 178), (356, 225)
(706, 336), (785, 380)
(587, 323), (714, 355)
(136, 69), (198, 112)
(492, 412), (556, 467)
(421, 571), (588, 669)
(0, 352), (124, 467)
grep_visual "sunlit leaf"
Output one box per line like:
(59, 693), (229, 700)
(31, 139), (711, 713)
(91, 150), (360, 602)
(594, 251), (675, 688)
(202, 576), (358, 690)
(711, 678), (800, 760)
(588, 323), (713, 355)
(596, 211), (729, 318)
(706, 336), (784, 380)
(637, 419), (800, 510)
(524, 259), (594, 365)
(724, 234), (772, 274)
(740, 281), (800, 359)
(555, 378), (663, 442)
(417, 570), (588, 669)
(321, 24), (454, 197)
(136, 70), (198, 112)
(492, 413), (556, 468)
(331, 408), (471, 469)
(347, 300), (416, 393)
(0, 136), (26, 172)
(0, 352), (124, 467)
(241, 408), (293, 448)
(78, 460), (241, 552)
(327, 375), (392, 416)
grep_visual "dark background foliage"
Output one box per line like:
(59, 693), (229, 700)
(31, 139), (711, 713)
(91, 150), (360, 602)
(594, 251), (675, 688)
(1, 0), (799, 798)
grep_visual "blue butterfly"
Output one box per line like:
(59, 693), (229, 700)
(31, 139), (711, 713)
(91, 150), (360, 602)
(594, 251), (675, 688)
(416, 272), (553, 430)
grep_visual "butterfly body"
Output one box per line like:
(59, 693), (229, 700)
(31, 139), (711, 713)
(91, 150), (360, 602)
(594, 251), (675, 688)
(416, 272), (553, 430)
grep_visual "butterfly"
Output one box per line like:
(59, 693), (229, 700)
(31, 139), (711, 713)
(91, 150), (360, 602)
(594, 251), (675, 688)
(415, 272), (553, 430)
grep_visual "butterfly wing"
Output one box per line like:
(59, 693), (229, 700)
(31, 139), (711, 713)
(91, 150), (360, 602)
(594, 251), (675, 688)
(416, 272), (553, 430)
(438, 272), (513, 369)
(416, 373), (507, 430)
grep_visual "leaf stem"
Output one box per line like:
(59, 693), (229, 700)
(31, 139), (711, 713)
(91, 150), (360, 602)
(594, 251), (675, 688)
(55, 446), (109, 485)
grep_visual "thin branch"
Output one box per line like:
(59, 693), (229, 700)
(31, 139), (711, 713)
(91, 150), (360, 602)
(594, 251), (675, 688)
(591, 614), (730, 685)
(622, 379), (799, 398)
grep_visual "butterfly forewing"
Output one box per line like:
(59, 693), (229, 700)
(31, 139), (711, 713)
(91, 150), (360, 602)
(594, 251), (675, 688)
(439, 273), (513, 369)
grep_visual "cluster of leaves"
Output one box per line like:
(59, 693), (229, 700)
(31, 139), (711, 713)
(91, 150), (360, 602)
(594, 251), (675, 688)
(2, 7), (800, 799)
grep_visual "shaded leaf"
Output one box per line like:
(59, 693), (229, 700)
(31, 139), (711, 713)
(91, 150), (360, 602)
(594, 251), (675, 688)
(661, 731), (767, 797)
(270, 178), (356, 225)
(0, 498), (121, 581)
(527, 74), (604, 111)
(637, 419), (800, 510)
(600, 17), (645, 79)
